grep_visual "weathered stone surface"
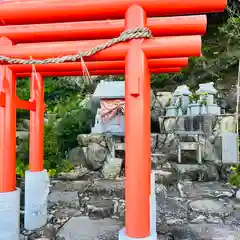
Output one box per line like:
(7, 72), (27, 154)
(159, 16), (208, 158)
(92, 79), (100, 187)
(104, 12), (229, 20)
(88, 179), (124, 198)
(85, 142), (107, 170)
(178, 181), (234, 199)
(58, 166), (89, 180)
(156, 198), (189, 226)
(16, 131), (29, 141)
(189, 224), (240, 240)
(48, 191), (79, 208)
(28, 224), (56, 240)
(150, 89), (156, 109)
(57, 217), (122, 240)
(102, 156), (122, 179)
(171, 224), (240, 240)
(77, 134), (89, 147)
(151, 134), (158, 152)
(155, 184), (168, 199)
(219, 115), (236, 133)
(54, 208), (82, 218)
(78, 134), (106, 147)
(67, 147), (86, 166)
(21, 173), (240, 240)
(112, 199), (125, 221)
(51, 180), (89, 193)
(87, 198), (114, 219)
(224, 201), (240, 226)
(156, 91), (172, 109)
(172, 162), (219, 181)
(189, 199), (233, 217)
(151, 154), (168, 169)
(155, 169), (175, 185)
(190, 215), (206, 224)
(206, 216), (223, 224)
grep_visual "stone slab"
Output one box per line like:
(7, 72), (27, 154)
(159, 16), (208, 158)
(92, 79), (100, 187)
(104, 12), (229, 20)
(178, 181), (234, 199)
(171, 224), (240, 240)
(88, 179), (125, 198)
(57, 216), (123, 240)
(189, 199), (233, 217)
(48, 191), (79, 208)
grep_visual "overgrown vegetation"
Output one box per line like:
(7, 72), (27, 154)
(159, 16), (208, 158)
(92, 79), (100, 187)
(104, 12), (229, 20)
(229, 165), (240, 188)
(16, 77), (93, 178)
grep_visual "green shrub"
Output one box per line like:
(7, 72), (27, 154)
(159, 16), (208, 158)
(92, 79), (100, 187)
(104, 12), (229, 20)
(16, 159), (28, 178)
(15, 78), (91, 178)
(44, 119), (61, 170)
(229, 165), (240, 188)
(55, 108), (92, 154)
(16, 119), (74, 178)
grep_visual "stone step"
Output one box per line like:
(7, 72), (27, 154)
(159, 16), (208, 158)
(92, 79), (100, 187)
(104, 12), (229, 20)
(86, 197), (114, 219)
(172, 162), (220, 182)
(87, 179), (125, 198)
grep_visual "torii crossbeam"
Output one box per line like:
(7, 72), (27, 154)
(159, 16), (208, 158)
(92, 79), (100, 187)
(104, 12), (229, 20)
(0, 0), (226, 240)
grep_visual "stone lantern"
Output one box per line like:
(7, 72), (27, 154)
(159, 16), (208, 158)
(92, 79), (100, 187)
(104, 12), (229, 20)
(196, 82), (220, 115)
(173, 85), (191, 114)
(166, 85), (191, 116)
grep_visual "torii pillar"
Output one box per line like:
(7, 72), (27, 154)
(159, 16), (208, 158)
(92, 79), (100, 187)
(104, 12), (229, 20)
(24, 72), (50, 230)
(119, 5), (154, 240)
(0, 37), (20, 240)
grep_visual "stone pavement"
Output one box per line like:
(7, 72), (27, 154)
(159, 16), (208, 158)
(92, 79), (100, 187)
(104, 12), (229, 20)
(19, 175), (240, 240)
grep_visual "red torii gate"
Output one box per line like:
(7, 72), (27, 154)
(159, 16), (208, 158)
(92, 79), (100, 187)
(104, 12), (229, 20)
(0, 0), (226, 240)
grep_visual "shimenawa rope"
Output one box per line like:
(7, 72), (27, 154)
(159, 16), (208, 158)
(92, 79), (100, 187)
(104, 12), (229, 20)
(0, 27), (152, 65)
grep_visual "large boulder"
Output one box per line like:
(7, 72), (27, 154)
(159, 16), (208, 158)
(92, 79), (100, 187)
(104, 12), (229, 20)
(102, 155), (122, 179)
(67, 147), (86, 167)
(85, 142), (107, 170)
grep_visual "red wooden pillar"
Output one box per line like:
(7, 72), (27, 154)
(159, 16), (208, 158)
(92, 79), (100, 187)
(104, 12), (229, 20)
(29, 72), (44, 172)
(125, 5), (151, 238)
(0, 65), (17, 192)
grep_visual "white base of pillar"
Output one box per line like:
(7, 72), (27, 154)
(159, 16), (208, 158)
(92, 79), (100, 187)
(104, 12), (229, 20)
(0, 188), (20, 240)
(118, 228), (157, 240)
(24, 169), (50, 230)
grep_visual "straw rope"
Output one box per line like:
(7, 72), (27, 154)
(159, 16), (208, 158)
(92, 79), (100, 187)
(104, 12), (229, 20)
(0, 27), (152, 64)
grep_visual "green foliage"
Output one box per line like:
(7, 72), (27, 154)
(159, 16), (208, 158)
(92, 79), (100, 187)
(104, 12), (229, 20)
(15, 76), (92, 179)
(44, 120), (74, 174)
(199, 93), (208, 106)
(189, 93), (200, 104)
(16, 120), (73, 178)
(43, 119), (61, 170)
(56, 107), (92, 154)
(229, 165), (240, 188)
(16, 78), (30, 100)
(16, 159), (28, 178)
(151, 74), (170, 89)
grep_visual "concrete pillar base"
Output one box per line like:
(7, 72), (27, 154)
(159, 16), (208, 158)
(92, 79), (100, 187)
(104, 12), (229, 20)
(24, 169), (50, 230)
(0, 188), (20, 240)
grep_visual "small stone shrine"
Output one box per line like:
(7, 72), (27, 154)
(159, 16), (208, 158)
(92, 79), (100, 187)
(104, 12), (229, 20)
(90, 80), (125, 177)
(91, 80), (125, 136)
